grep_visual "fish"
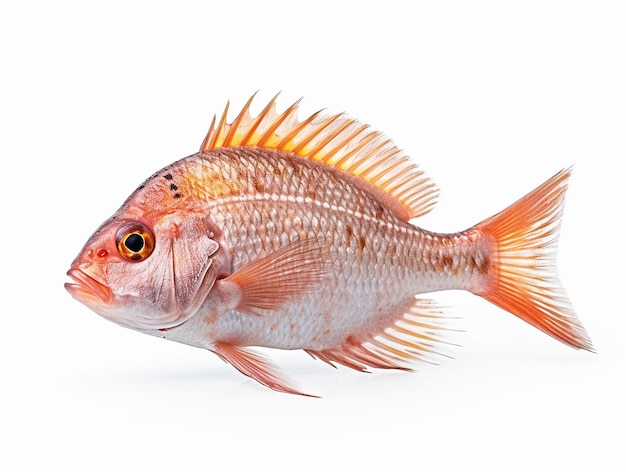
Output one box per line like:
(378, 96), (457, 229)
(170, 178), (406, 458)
(65, 93), (593, 396)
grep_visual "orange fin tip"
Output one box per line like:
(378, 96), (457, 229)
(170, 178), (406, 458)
(200, 93), (439, 221)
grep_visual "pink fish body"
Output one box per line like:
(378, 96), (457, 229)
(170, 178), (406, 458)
(66, 94), (592, 395)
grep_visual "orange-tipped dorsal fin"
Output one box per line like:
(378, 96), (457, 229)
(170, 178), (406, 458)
(200, 92), (438, 221)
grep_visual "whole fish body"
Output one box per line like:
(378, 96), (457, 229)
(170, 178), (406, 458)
(66, 93), (593, 395)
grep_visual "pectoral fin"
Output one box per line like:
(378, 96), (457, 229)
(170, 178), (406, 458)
(212, 342), (316, 397)
(226, 238), (329, 317)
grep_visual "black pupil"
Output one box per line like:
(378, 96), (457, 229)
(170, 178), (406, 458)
(125, 233), (144, 253)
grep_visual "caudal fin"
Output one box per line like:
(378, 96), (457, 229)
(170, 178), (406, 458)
(475, 168), (593, 351)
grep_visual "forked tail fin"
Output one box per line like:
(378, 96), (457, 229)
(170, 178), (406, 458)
(474, 168), (593, 351)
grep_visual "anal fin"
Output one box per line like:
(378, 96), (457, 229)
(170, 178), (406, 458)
(212, 342), (317, 397)
(306, 298), (453, 372)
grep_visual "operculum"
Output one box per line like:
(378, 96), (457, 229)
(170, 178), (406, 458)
(155, 215), (222, 326)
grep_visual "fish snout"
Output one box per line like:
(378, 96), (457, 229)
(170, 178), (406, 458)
(65, 268), (114, 305)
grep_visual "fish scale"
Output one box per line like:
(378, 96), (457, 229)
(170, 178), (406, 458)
(66, 93), (592, 396)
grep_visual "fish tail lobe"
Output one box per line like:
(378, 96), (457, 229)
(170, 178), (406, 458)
(474, 168), (593, 351)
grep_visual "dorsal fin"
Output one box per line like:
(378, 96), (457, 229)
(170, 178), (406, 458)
(200, 93), (438, 221)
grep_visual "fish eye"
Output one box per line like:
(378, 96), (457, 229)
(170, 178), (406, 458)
(116, 222), (155, 261)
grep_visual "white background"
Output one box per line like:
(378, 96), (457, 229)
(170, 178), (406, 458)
(1, 1), (624, 471)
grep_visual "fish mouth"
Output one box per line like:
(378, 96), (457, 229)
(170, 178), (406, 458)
(65, 268), (114, 305)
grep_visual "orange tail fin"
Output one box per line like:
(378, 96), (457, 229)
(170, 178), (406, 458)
(475, 168), (593, 351)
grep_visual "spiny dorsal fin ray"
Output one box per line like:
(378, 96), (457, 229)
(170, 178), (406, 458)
(200, 93), (438, 221)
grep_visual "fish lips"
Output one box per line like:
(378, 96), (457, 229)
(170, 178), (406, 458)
(65, 267), (196, 330)
(65, 268), (114, 306)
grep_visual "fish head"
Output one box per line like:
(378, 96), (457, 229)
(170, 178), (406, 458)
(65, 212), (222, 330)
